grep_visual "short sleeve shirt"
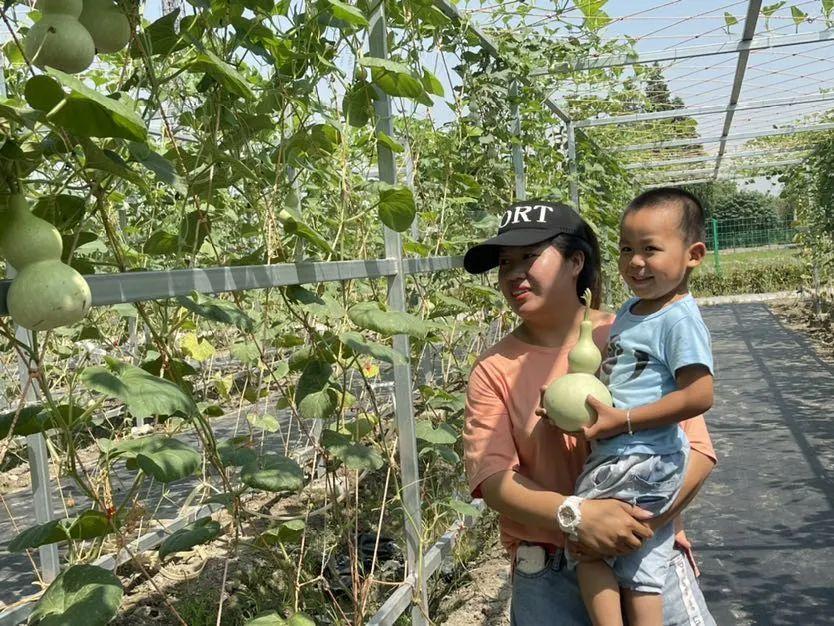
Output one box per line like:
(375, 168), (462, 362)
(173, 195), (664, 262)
(596, 294), (714, 457)
(463, 314), (717, 556)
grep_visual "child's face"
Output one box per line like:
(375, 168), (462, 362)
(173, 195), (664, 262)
(618, 203), (705, 302)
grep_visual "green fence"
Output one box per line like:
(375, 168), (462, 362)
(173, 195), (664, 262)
(706, 216), (797, 252)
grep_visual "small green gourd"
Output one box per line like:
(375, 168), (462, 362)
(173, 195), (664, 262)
(23, 0), (96, 74)
(78, 0), (132, 54)
(0, 194), (91, 331)
(542, 288), (613, 432)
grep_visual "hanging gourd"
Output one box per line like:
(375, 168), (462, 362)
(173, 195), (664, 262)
(0, 194), (91, 331)
(78, 0), (131, 54)
(23, 0), (96, 74)
(542, 288), (613, 432)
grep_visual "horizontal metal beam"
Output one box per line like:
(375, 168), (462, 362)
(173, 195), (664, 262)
(615, 122), (834, 152)
(576, 91), (834, 129)
(640, 159), (803, 180)
(625, 149), (810, 170)
(533, 28), (834, 74)
(0, 256), (464, 316)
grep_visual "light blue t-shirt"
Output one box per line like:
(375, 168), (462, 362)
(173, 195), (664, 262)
(595, 294), (714, 457)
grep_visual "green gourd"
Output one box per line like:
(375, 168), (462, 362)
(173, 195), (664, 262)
(0, 194), (91, 331)
(542, 288), (613, 432)
(23, 0), (95, 74)
(78, 0), (131, 54)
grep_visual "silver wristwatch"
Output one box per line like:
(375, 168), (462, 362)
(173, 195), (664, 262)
(557, 496), (584, 540)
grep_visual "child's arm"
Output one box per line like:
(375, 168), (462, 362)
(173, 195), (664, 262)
(583, 364), (713, 440)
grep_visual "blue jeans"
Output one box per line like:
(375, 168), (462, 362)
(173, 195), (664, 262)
(511, 547), (716, 626)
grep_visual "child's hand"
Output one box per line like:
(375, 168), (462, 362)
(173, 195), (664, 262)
(582, 396), (628, 440)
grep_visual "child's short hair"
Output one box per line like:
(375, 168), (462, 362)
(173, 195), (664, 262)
(625, 187), (706, 244)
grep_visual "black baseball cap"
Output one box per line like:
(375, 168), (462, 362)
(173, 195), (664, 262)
(463, 200), (588, 274)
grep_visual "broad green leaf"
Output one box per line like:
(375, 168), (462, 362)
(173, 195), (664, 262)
(342, 81), (376, 127)
(183, 51), (255, 100)
(0, 404), (53, 437)
(8, 511), (112, 552)
(240, 453), (304, 492)
(29, 565), (123, 626)
(376, 131), (404, 153)
(231, 341), (261, 365)
(339, 331), (405, 365)
(378, 183), (416, 232)
(420, 68), (444, 97)
(359, 57), (430, 104)
(321, 430), (384, 471)
(135, 438), (201, 482)
(295, 360), (332, 403)
(81, 139), (147, 187)
(414, 421), (457, 445)
(132, 9), (193, 57)
(158, 517), (222, 559)
(285, 286), (345, 319)
(287, 614), (316, 626)
(299, 388), (336, 421)
(248, 413), (281, 432)
(258, 519), (306, 546)
(575, 0), (610, 29)
(180, 333), (216, 362)
(348, 302), (429, 339)
(128, 142), (187, 194)
(41, 70), (147, 141)
(825, 0), (834, 17)
(176, 292), (255, 333)
(325, 0), (368, 26)
(218, 437), (258, 468)
(179, 210), (210, 252)
(81, 364), (197, 419)
(447, 499), (481, 518)
(143, 229), (179, 255)
(32, 195), (86, 231)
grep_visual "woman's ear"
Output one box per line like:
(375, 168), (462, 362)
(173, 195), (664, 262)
(570, 250), (586, 278)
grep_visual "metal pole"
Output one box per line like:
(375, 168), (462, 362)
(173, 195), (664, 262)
(567, 122), (579, 210)
(712, 218), (721, 275)
(510, 81), (526, 201)
(368, 6), (428, 625)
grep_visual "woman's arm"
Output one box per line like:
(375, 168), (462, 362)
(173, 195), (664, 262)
(480, 470), (654, 555)
(648, 448), (714, 531)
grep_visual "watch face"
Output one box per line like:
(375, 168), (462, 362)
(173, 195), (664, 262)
(560, 508), (576, 525)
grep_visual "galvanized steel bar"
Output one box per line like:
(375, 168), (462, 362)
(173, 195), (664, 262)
(567, 122), (580, 209)
(712, 0), (763, 179)
(368, 5), (428, 625)
(625, 149), (811, 170)
(614, 122), (834, 152)
(640, 159), (802, 181)
(533, 28), (834, 74)
(510, 81), (526, 200)
(575, 92), (834, 128)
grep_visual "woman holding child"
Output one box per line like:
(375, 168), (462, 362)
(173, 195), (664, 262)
(462, 190), (717, 625)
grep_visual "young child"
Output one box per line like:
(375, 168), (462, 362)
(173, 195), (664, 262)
(559, 188), (715, 626)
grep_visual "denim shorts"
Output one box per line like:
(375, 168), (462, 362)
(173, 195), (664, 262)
(511, 547), (715, 626)
(567, 444), (690, 592)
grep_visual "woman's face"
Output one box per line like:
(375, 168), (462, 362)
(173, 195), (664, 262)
(497, 240), (582, 319)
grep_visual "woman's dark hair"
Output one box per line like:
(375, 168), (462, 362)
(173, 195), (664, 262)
(550, 223), (602, 308)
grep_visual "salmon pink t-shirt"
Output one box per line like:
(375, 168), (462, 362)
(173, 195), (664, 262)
(463, 315), (717, 556)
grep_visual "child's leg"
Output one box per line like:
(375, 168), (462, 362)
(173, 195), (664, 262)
(576, 559), (623, 626)
(622, 589), (663, 626)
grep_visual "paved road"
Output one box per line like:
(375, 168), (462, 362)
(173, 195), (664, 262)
(689, 303), (834, 625)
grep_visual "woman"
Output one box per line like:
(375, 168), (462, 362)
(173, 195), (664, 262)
(463, 199), (716, 625)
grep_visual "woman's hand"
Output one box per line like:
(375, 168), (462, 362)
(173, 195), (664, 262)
(582, 397), (628, 440)
(575, 499), (654, 556)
